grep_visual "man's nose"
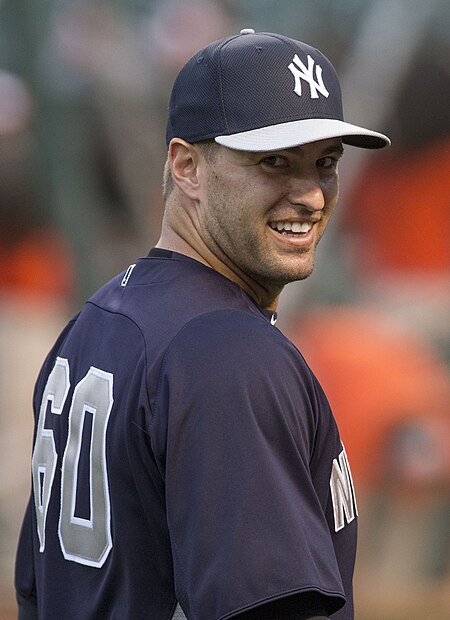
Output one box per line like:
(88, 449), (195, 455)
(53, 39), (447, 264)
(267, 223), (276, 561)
(288, 173), (325, 213)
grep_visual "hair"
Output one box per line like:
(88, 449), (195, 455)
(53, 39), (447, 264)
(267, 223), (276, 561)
(162, 140), (218, 202)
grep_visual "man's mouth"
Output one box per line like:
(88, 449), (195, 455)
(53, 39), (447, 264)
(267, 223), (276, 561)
(268, 221), (314, 235)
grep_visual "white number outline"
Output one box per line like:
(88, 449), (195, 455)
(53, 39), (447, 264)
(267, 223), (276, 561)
(32, 357), (70, 552)
(32, 359), (114, 567)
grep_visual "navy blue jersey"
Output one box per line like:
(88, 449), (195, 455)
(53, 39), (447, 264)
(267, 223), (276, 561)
(16, 249), (358, 619)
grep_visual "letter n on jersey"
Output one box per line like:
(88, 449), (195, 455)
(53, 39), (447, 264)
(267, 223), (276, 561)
(330, 446), (358, 532)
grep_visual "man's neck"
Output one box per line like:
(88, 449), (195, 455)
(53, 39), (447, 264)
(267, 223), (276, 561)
(156, 227), (281, 312)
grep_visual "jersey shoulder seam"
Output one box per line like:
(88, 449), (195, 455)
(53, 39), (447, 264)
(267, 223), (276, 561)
(86, 300), (152, 416)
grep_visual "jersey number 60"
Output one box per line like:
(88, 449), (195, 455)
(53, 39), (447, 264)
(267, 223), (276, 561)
(32, 357), (113, 568)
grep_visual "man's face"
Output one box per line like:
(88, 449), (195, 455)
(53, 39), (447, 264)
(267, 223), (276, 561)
(198, 138), (342, 291)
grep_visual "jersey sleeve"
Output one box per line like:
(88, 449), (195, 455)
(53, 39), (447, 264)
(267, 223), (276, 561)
(152, 310), (346, 620)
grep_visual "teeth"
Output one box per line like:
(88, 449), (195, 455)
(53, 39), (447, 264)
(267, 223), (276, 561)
(270, 221), (312, 233)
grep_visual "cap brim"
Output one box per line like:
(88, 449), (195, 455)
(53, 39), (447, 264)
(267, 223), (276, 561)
(215, 118), (390, 151)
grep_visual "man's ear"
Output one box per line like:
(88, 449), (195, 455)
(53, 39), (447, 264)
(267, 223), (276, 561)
(169, 139), (203, 200)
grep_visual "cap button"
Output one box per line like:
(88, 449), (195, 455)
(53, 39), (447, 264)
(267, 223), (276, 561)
(240, 28), (255, 35)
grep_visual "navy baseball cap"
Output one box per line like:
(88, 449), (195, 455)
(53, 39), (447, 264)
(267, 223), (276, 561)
(166, 29), (390, 151)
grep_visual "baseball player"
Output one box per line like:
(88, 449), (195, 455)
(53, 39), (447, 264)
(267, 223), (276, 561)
(15, 30), (390, 619)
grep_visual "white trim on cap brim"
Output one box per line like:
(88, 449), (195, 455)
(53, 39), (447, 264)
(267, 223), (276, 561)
(215, 118), (390, 151)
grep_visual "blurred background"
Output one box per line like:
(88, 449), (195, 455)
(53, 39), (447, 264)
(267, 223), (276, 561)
(0, 0), (449, 618)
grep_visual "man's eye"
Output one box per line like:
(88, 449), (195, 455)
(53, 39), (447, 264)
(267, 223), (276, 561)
(262, 155), (288, 168)
(317, 156), (337, 169)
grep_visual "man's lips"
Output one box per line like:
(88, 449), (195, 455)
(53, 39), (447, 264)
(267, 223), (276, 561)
(267, 220), (317, 247)
(269, 220), (314, 234)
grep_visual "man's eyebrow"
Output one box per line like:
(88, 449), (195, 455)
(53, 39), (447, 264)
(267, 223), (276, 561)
(321, 143), (345, 157)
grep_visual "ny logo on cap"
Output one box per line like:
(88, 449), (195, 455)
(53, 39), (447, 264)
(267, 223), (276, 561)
(288, 54), (329, 99)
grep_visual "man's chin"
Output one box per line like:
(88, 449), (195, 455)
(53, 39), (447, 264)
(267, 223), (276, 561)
(257, 262), (315, 288)
(279, 255), (316, 284)
(285, 268), (314, 284)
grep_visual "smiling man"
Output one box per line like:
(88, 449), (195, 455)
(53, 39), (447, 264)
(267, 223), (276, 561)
(161, 137), (344, 309)
(16, 30), (389, 620)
